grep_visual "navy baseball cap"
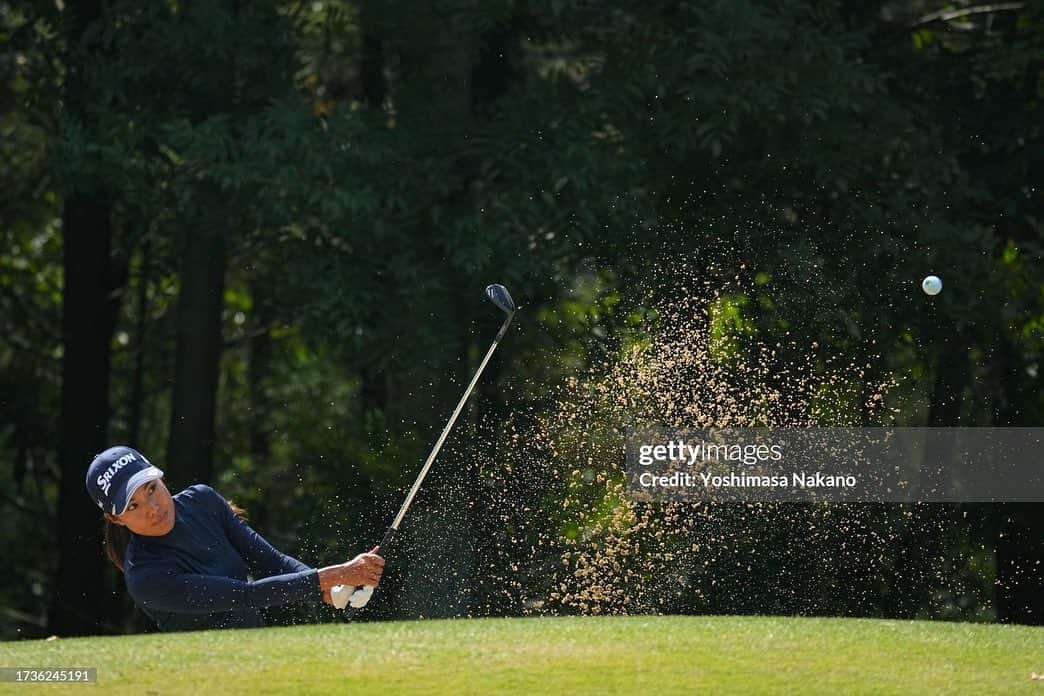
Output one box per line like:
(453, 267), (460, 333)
(85, 446), (164, 515)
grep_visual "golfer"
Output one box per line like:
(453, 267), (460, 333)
(86, 445), (383, 632)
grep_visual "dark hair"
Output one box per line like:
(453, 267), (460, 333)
(103, 494), (248, 573)
(104, 520), (131, 572)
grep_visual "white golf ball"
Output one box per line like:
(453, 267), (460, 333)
(921, 275), (942, 296)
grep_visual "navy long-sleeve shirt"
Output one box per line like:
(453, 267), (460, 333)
(124, 484), (319, 632)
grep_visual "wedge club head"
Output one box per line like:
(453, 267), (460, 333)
(486, 284), (516, 315)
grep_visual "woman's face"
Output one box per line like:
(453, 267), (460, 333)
(105, 479), (176, 536)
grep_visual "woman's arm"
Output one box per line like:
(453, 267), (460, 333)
(223, 507), (311, 576)
(128, 560), (384, 615)
(198, 485), (308, 576)
(128, 567), (320, 615)
(209, 487), (383, 590)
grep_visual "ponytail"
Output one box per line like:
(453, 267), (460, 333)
(104, 519), (131, 572)
(103, 497), (249, 574)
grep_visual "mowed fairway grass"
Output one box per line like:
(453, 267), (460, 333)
(3, 615), (1042, 695)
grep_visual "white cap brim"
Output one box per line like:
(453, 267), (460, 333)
(113, 466), (165, 515)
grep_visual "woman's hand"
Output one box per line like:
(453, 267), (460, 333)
(346, 546), (385, 587)
(318, 546), (385, 592)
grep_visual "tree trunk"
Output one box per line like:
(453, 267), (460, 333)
(247, 279), (273, 528)
(49, 197), (118, 636)
(360, 33), (386, 109)
(996, 507), (1044, 624)
(992, 335), (1044, 624)
(887, 329), (968, 619)
(48, 0), (121, 637)
(167, 233), (227, 485)
(397, 16), (475, 617)
(128, 236), (151, 447)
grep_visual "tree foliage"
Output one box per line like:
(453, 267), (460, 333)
(0, 0), (1041, 636)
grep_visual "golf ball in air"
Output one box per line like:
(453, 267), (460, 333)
(922, 275), (942, 296)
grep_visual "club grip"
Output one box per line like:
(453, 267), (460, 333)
(378, 526), (397, 553)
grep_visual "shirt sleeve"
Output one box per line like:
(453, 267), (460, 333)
(206, 485), (313, 577)
(127, 564), (320, 615)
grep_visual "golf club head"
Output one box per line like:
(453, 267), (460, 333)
(485, 284), (516, 314)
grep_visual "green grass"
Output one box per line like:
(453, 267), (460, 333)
(2, 615), (1042, 695)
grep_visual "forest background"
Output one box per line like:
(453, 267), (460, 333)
(1, 0), (1042, 637)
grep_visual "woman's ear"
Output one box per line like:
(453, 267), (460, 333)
(104, 512), (125, 526)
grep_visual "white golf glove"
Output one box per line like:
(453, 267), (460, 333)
(331, 584), (374, 610)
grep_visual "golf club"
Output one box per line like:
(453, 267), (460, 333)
(331, 284), (517, 614)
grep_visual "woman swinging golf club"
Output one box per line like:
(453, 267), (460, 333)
(86, 445), (384, 632)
